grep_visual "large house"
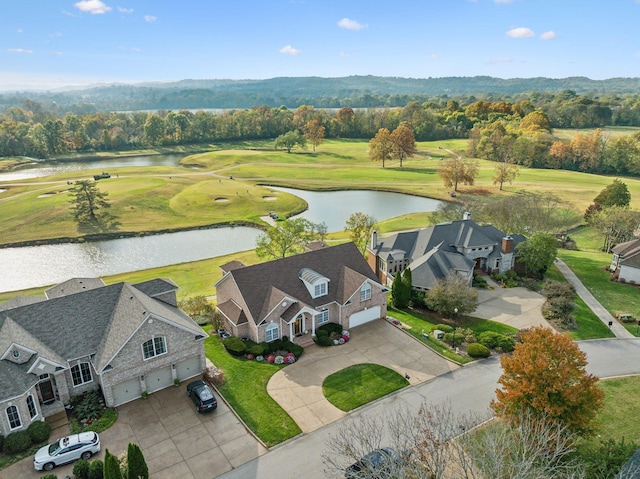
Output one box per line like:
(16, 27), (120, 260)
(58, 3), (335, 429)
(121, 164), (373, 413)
(367, 213), (525, 291)
(215, 242), (388, 345)
(610, 238), (640, 283)
(0, 278), (207, 437)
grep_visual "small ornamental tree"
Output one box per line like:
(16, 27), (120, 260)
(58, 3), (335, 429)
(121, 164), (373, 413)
(492, 326), (604, 437)
(391, 272), (410, 309)
(103, 449), (123, 479)
(127, 443), (149, 479)
(516, 232), (558, 277)
(424, 275), (478, 317)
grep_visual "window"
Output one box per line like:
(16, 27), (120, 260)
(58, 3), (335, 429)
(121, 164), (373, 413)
(12, 349), (19, 359)
(265, 323), (279, 342)
(71, 362), (93, 387)
(6, 405), (21, 430)
(142, 337), (167, 360)
(27, 395), (37, 419)
(314, 282), (327, 297)
(360, 283), (372, 302)
(316, 310), (329, 325)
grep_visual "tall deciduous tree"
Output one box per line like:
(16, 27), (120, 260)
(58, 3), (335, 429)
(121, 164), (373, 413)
(255, 218), (317, 259)
(368, 127), (393, 167)
(274, 130), (306, 153)
(390, 122), (416, 167)
(302, 119), (325, 152)
(143, 114), (164, 146)
(127, 443), (149, 479)
(69, 179), (118, 233)
(593, 178), (631, 208)
(492, 326), (604, 437)
(344, 212), (375, 254)
(493, 158), (519, 190)
(424, 274), (478, 317)
(590, 206), (640, 252)
(438, 156), (479, 191)
(515, 232), (558, 277)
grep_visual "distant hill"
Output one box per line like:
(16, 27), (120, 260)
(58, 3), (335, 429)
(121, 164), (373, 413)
(2, 75), (640, 112)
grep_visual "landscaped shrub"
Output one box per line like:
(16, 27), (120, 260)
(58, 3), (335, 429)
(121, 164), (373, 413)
(0, 434), (4, 453)
(541, 279), (575, 300)
(247, 343), (266, 356)
(287, 342), (303, 358)
(246, 353), (255, 360)
(442, 332), (465, 346)
(267, 339), (284, 354)
(495, 335), (516, 352)
(467, 343), (491, 358)
(274, 355), (284, 365)
(88, 459), (104, 479)
(433, 324), (454, 333)
(478, 331), (501, 349)
(40, 475), (57, 479)
(3, 430), (31, 454)
(472, 275), (488, 288)
(27, 419), (51, 443)
(317, 322), (342, 336)
(222, 336), (246, 356)
(266, 355), (275, 363)
(255, 355), (264, 362)
(73, 458), (91, 479)
(315, 334), (333, 347)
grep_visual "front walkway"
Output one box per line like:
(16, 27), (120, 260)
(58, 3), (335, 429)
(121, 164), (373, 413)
(555, 258), (635, 338)
(267, 319), (460, 433)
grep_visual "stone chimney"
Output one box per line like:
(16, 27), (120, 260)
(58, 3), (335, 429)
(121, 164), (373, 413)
(463, 211), (471, 221)
(501, 236), (513, 253)
(371, 230), (377, 249)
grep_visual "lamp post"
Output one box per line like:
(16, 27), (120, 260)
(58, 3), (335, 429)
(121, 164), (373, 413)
(451, 307), (458, 350)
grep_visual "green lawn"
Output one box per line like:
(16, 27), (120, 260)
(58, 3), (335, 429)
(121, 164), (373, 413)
(322, 364), (409, 411)
(203, 335), (301, 447)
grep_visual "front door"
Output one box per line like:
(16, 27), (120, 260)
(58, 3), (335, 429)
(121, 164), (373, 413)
(293, 315), (303, 336)
(38, 378), (55, 404)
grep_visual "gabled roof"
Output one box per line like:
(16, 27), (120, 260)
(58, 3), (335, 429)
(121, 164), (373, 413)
(0, 295), (46, 312)
(220, 260), (246, 273)
(219, 242), (380, 325)
(612, 238), (640, 261)
(0, 354), (39, 402)
(131, 278), (179, 298)
(409, 248), (475, 288)
(45, 278), (106, 299)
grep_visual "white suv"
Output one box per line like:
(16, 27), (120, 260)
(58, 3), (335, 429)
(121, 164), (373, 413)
(34, 432), (101, 471)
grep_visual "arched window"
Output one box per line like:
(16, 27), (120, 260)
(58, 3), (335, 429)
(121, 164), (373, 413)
(6, 405), (21, 430)
(360, 283), (371, 301)
(265, 323), (279, 342)
(142, 337), (167, 360)
(71, 362), (93, 387)
(27, 395), (37, 419)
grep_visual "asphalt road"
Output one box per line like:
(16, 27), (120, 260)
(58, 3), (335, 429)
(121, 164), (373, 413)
(217, 338), (640, 479)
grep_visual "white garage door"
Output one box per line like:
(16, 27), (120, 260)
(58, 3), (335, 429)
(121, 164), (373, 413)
(349, 306), (381, 328)
(176, 356), (202, 381)
(112, 377), (141, 406)
(146, 366), (173, 393)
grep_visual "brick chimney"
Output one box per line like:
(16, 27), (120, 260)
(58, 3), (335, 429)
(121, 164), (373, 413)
(501, 236), (513, 253)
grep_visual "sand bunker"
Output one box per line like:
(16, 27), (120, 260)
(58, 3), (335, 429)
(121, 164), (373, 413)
(214, 197), (230, 203)
(263, 196), (277, 201)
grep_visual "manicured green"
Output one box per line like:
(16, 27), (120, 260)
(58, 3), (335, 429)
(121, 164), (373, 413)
(204, 335), (301, 446)
(322, 364), (409, 411)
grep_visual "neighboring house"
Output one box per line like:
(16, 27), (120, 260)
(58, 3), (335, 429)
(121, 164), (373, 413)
(215, 242), (387, 345)
(0, 278), (207, 437)
(610, 238), (640, 284)
(367, 213), (525, 291)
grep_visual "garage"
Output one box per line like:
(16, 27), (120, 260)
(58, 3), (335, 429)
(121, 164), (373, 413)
(176, 356), (202, 381)
(112, 377), (141, 406)
(348, 306), (381, 329)
(145, 366), (173, 393)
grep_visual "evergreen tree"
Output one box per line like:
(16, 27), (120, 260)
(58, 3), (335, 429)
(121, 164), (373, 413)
(391, 272), (408, 309)
(127, 443), (149, 479)
(103, 449), (122, 479)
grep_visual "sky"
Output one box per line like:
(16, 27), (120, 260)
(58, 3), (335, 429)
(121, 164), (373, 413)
(1, 0), (640, 91)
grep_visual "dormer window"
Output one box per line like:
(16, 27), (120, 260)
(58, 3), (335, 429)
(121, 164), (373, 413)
(299, 268), (329, 299)
(360, 283), (372, 302)
(12, 350), (19, 359)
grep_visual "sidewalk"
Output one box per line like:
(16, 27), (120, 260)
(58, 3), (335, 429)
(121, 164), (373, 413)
(554, 258), (635, 338)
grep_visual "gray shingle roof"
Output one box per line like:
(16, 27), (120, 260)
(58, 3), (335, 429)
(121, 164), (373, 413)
(0, 355), (39, 402)
(220, 242), (379, 325)
(132, 278), (179, 298)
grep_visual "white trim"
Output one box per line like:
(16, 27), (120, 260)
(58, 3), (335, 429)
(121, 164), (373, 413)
(141, 336), (168, 361)
(27, 356), (66, 375)
(27, 394), (38, 419)
(1, 343), (38, 361)
(5, 405), (22, 430)
(71, 362), (93, 387)
(265, 323), (279, 342)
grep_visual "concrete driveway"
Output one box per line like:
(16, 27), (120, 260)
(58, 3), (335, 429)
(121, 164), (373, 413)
(2, 381), (266, 479)
(267, 319), (460, 433)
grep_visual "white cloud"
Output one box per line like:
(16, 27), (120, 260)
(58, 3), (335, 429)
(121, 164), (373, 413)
(429, 53), (442, 59)
(540, 31), (556, 40)
(495, 0), (513, 3)
(279, 44), (301, 55)
(17, 29), (23, 33)
(506, 27), (534, 38)
(52, 51), (63, 55)
(490, 56), (513, 64)
(337, 18), (368, 31)
(7, 48), (33, 54)
(117, 6), (133, 13)
(339, 51), (350, 58)
(74, 0), (112, 14)
(144, 15), (157, 23)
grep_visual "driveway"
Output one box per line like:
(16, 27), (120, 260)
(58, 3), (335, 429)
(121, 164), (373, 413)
(267, 319), (461, 433)
(473, 277), (550, 329)
(2, 381), (267, 479)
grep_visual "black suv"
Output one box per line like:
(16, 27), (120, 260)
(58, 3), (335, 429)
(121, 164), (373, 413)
(186, 380), (218, 413)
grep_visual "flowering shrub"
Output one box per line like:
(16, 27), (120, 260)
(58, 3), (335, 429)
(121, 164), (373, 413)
(256, 355), (264, 362)
(333, 339), (339, 346)
(267, 355), (275, 364)
(246, 353), (255, 360)
(342, 330), (350, 338)
(338, 338), (345, 345)
(286, 355), (296, 364)
(274, 355), (284, 365)
(341, 334), (350, 342)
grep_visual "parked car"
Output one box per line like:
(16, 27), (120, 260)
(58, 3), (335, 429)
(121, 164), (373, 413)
(187, 379), (218, 413)
(344, 447), (401, 478)
(34, 432), (101, 471)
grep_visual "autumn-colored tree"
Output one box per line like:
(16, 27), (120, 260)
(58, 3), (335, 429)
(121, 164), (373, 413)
(492, 326), (604, 437)
(424, 274), (478, 317)
(593, 178), (631, 208)
(438, 156), (479, 191)
(390, 122), (416, 167)
(302, 118), (325, 152)
(519, 110), (552, 132)
(493, 158), (519, 190)
(368, 127), (394, 167)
